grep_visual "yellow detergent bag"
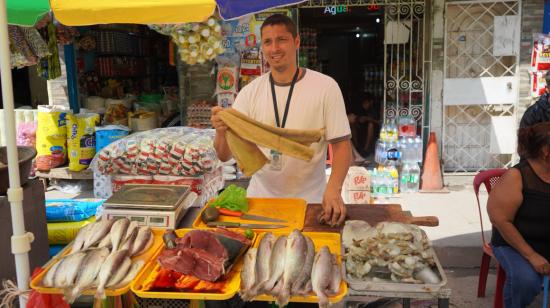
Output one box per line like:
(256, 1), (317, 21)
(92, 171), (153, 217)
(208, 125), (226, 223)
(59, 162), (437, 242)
(47, 216), (96, 245)
(67, 113), (100, 171)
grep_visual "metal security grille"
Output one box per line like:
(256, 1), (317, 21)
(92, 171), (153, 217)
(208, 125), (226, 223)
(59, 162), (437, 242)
(443, 0), (520, 173)
(301, 0), (428, 134)
(383, 1), (426, 131)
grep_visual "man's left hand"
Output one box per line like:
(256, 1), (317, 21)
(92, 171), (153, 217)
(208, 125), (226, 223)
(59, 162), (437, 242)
(322, 186), (347, 227)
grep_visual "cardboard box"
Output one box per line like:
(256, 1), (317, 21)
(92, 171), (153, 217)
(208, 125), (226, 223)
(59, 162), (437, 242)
(343, 189), (371, 204)
(345, 166), (371, 191)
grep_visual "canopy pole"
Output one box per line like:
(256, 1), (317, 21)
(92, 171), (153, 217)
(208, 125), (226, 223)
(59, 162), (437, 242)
(0, 1), (32, 307)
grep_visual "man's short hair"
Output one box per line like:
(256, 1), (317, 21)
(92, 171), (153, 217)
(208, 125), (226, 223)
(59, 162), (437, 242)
(260, 14), (297, 38)
(545, 71), (550, 86)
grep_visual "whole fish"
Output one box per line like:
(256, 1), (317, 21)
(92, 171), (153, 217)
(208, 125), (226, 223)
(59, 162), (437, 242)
(277, 230), (307, 307)
(97, 234), (112, 249)
(95, 249), (130, 299)
(42, 261), (61, 287)
(239, 248), (257, 301)
(71, 223), (94, 253)
(130, 226), (153, 256)
(311, 246), (333, 308)
(110, 218), (130, 251)
(83, 219), (115, 250)
(54, 252), (87, 288)
(262, 235), (287, 293)
(124, 221), (139, 243)
(65, 247), (110, 304)
(328, 254), (341, 295)
(246, 232), (275, 299)
(106, 257), (132, 287)
(120, 226), (138, 252)
(291, 235), (315, 295)
(112, 260), (145, 289)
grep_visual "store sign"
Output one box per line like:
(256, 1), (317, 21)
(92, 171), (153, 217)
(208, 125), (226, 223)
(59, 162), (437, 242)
(324, 5), (349, 15)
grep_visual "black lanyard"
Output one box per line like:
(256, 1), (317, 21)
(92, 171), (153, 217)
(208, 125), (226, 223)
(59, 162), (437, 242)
(270, 68), (299, 128)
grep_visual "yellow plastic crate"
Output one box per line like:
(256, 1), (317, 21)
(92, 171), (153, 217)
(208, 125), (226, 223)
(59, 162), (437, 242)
(131, 228), (257, 300)
(193, 198), (307, 232)
(252, 231), (348, 304)
(30, 228), (165, 297)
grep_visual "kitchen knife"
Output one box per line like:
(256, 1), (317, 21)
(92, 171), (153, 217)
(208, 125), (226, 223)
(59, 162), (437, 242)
(206, 221), (288, 229)
(216, 208), (287, 223)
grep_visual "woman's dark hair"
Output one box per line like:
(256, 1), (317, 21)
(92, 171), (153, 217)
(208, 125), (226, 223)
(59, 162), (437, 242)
(517, 122), (550, 159)
(260, 14), (297, 38)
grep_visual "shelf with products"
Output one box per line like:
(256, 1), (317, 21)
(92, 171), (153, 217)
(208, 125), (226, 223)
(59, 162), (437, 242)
(76, 24), (175, 99)
(299, 27), (318, 70)
(363, 64), (384, 99)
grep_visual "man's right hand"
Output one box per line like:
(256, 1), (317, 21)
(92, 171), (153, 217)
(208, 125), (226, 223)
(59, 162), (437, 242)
(211, 106), (228, 133)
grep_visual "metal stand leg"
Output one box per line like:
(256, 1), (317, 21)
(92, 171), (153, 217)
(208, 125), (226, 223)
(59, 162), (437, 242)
(438, 298), (450, 308)
(402, 298), (411, 308)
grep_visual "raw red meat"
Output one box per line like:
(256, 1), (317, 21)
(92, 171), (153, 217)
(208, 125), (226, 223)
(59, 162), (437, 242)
(177, 230), (228, 260)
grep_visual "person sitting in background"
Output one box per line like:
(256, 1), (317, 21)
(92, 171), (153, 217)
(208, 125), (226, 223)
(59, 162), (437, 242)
(488, 122), (550, 308)
(520, 70), (550, 128)
(347, 92), (379, 157)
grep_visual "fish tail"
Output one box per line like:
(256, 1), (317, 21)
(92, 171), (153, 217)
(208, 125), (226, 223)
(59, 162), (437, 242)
(276, 288), (290, 308)
(64, 287), (81, 304)
(95, 286), (106, 299)
(317, 294), (329, 308)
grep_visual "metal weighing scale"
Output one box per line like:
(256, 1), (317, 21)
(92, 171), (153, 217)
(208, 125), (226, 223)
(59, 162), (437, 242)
(102, 184), (198, 229)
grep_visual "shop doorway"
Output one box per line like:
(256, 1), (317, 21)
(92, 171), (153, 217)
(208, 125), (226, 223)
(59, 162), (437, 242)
(298, 0), (429, 159)
(299, 6), (385, 156)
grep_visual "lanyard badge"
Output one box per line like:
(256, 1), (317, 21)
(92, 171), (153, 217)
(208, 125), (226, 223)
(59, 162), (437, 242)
(268, 68), (299, 171)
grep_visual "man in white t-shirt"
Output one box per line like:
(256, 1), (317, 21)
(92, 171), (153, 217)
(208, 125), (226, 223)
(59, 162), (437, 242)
(211, 14), (352, 226)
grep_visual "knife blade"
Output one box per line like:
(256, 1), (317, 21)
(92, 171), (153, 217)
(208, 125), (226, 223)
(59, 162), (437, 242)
(206, 221), (287, 229)
(238, 213), (287, 223)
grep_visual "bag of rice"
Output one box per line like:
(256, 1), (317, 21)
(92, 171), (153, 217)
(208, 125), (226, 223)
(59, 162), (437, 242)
(36, 105), (70, 171)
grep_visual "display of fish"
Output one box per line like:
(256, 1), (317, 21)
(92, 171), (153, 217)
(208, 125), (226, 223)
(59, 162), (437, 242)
(83, 219), (115, 250)
(97, 234), (112, 248)
(106, 257), (132, 288)
(277, 230), (307, 307)
(328, 254), (341, 295)
(39, 217), (154, 303)
(65, 247), (110, 303)
(130, 226), (153, 256)
(53, 252), (87, 288)
(120, 225), (138, 252)
(42, 260), (61, 287)
(239, 247), (257, 301)
(248, 232), (275, 298)
(110, 218), (130, 251)
(262, 235), (287, 293)
(95, 249), (130, 299)
(291, 235), (315, 295)
(111, 260), (145, 289)
(70, 223), (93, 254)
(311, 246), (333, 308)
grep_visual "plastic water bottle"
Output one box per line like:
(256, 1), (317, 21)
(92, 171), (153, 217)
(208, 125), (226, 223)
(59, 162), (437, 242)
(370, 169), (378, 199)
(414, 136), (423, 163)
(408, 163), (421, 192)
(400, 163), (411, 193)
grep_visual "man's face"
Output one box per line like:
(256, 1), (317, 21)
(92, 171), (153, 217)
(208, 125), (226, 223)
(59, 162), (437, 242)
(261, 24), (300, 73)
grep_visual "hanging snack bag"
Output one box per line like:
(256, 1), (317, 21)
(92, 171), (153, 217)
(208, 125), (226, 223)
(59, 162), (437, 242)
(36, 105), (70, 171)
(67, 113), (100, 171)
(531, 34), (550, 71)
